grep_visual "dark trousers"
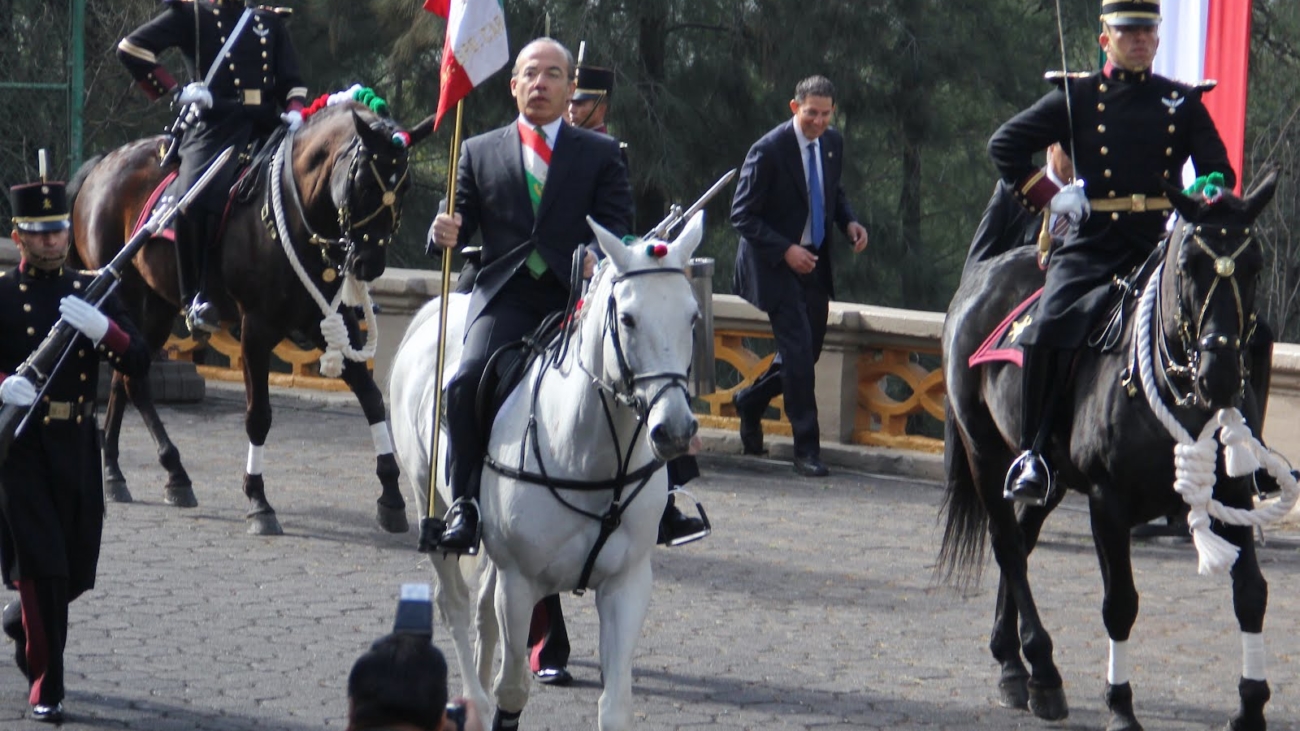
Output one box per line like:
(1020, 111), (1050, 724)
(527, 594), (569, 672)
(15, 578), (70, 706)
(742, 270), (830, 459)
(445, 271), (570, 501)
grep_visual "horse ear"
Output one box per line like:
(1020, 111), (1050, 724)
(351, 109), (388, 150)
(1243, 168), (1279, 221)
(669, 211), (705, 265)
(1160, 176), (1204, 221)
(587, 216), (634, 272)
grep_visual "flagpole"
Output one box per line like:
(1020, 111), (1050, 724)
(423, 99), (465, 532)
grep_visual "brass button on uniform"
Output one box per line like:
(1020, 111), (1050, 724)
(22, 304), (30, 312)
(1168, 125), (1176, 133)
(1104, 170), (1112, 178)
(1111, 212), (1120, 220)
(26, 326), (35, 336)
(1097, 124), (1106, 133)
(1097, 102), (1106, 112)
(1166, 147), (1173, 156)
(1099, 83), (1109, 92)
(1100, 146), (1109, 155)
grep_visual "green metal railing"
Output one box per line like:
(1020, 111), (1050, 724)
(0, 0), (85, 169)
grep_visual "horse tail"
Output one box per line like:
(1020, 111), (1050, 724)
(64, 154), (105, 270)
(936, 402), (988, 592)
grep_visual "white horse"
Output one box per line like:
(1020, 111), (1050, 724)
(389, 212), (705, 730)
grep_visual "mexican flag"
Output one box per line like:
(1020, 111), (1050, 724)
(424, 0), (509, 129)
(1152, 0), (1253, 192)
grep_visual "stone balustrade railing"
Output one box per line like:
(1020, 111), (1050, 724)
(160, 266), (1300, 469)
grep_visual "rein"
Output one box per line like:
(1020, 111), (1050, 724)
(266, 128), (379, 377)
(482, 264), (692, 595)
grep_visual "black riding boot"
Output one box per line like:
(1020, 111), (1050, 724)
(438, 459), (482, 554)
(1247, 322), (1279, 496)
(657, 493), (710, 547)
(177, 211), (218, 333)
(1005, 346), (1065, 505)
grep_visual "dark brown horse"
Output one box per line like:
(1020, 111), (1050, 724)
(69, 102), (432, 535)
(939, 173), (1287, 731)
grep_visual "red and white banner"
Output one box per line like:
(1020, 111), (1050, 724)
(1153, 0), (1253, 192)
(424, 0), (509, 129)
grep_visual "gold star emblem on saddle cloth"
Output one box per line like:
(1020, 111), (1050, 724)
(1009, 315), (1033, 343)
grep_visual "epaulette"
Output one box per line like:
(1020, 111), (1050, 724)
(1044, 70), (1091, 87)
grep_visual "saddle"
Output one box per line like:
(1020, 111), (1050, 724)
(130, 130), (282, 243)
(968, 252), (1157, 369)
(471, 310), (566, 445)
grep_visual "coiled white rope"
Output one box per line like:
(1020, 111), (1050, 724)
(269, 132), (378, 378)
(1134, 262), (1298, 575)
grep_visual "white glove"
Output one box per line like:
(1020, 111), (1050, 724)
(280, 109), (303, 132)
(0, 375), (37, 408)
(177, 82), (213, 110)
(60, 295), (110, 345)
(1049, 181), (1090, 228)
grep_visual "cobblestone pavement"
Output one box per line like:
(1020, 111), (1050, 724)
(2, 387), (1299, 730)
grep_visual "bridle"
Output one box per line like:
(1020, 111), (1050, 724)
(1156, 218), (1260, 407)
(578, 266), (694, 423)
(266, 122), (410, 275)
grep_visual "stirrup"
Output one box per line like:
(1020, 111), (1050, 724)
(438, 497), (482, 556)
(184, 298), (220, 335)
(1003, 451), (1054, 507)
(661, 487), (712, 547)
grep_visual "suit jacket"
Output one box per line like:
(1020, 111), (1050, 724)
(450, 121), (633, 325)
(962, 179), (1042, 275)
(730, 120), (858, 312)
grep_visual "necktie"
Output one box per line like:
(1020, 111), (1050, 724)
(520, 123), (551, 277)
(807, 142), (824, 248)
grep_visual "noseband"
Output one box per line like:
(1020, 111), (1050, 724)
(1159, 220), (1259, 406)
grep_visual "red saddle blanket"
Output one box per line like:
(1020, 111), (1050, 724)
(967, 288), (1043, 369)
(129, 166), (252, 242)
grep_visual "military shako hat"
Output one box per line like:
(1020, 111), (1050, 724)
(573, 65), (615, 102)
(10, 181), (70, 233)
(1101, 0), (1161, 27)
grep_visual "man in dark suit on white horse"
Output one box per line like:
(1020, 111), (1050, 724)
(427, 38), (634, 554)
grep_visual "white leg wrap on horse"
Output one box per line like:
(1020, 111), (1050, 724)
(1107, 639), (1130, 685)
(246, 444), (264, 476)
(370, 422), (393, 456)
(1242, 632), (1266, 680)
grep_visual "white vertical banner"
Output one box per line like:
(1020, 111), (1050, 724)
(1152, 1), (1210, 187)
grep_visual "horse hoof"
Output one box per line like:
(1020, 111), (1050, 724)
(104, 479), (133, 503)
(998, 676), (1030, 710)
(376, 503), (409, 533)
(246, 512), (284, 536)
(1028, 683), (1069, 721)
(164, 484), (199, 508)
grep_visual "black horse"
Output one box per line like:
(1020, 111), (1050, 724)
(939, 172), (1282, 731)
(70, 102), (432, 535)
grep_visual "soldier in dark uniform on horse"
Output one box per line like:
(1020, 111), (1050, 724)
(0, 162), (151, 723)
(990, 0), (1271, 506)
(117, 0), (308, 334)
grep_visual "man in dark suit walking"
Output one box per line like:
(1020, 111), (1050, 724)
(729, 75), (868, 477)
(427, 37), (634, 554)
